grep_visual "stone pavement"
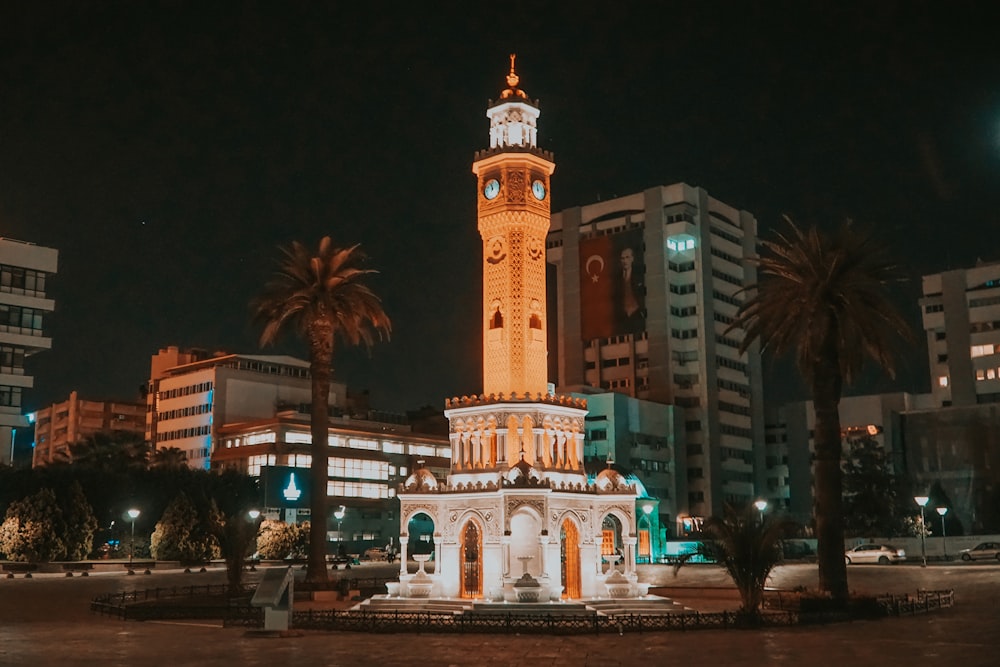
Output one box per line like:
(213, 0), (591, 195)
(1, 561), (997, 666)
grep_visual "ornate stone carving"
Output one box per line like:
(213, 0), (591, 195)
(505, 168), (526, 204)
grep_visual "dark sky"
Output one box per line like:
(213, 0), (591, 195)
(3, 2), (999, 415)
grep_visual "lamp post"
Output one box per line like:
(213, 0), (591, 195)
(754, 499), (768, 525)
(641, 504), (654, 563)
(247, 510), (261, 571)
(334, 506), (346, 545)
(936, 507), (949, 561)
(127, 508), (140, 574)
(914, 496), (930, 567)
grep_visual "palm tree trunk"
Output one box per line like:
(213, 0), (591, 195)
(306, 321), (334, 584)
(812, 344), (849, 601)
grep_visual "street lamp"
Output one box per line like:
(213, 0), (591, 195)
(127, 508), (140, 574)
(936, 507), (949, 561)
(914, 496), (930, 567)
(641, 504), (654, 563)
(754, 499), (768, 524)
(247, 509), (262, 571)
(334, 506), (346, 544)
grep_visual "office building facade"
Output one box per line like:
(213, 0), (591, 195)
(146, 346), (345, 470)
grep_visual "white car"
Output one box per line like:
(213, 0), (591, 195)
(959, 542), (1000, 562)
(844, 544), (906, 565)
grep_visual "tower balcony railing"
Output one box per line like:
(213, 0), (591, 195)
(446, 392), (587, 410)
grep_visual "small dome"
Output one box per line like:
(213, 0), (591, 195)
(403, 468), (439, 492)
(595, 467), (630, 492)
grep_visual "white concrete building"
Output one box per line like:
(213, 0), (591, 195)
(0, 237), (58, 466)
(146, 346), (345, 470)
(921, 259), (1000, 407)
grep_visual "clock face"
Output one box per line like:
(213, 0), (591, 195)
(531, 180), (546, 200)
(483, 178), (500, 200)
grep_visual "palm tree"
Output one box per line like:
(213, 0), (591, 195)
(674, 503), (797, 620)
(253, 237), (390, 583)
(62, 431), (151, 472)
(728, 218), (910, 601)
(150, 447), (188, 469)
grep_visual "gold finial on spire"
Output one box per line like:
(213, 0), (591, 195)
(506, 53), (519, 88)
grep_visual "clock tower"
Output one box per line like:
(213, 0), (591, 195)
(395, 58), (642, 603)
(472, 54), (555, 398)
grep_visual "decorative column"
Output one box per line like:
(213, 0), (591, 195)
(434, 533), (443, 574)
(624, 536), (637, 576)
(399, 535), (409, 576)
(501, 534), (512, 577)
(538, 534), (550, 577)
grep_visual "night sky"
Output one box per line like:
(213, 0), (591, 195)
(3, 3), (999, 417)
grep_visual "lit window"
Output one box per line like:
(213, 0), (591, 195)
(989, 368), (997, 380)
(971, 344), (996, 358)
(938, 376), (949, 387)
(977, 369), (986, 381)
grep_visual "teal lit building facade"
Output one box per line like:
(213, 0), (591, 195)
(577, 390), (683, 562)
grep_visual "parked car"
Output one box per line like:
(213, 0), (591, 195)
(363, 547), (390, 561)
(844, 544), (906, 565)
(959, 542), (1000, 562)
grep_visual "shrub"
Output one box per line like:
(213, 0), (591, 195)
(0, 488), (67, 562)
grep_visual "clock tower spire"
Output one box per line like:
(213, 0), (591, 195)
(472, 55), (555, 398)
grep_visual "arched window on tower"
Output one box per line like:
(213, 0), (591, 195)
(490, 308), (504, 330)
(529, 313), (542, 329)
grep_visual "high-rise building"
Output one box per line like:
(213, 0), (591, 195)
(0, 237), (58, 466)
(921, 259), (1000, 407)
(546, 184), (764, 522)
(30, 390), (145, 466)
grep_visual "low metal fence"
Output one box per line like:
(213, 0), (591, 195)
(105, 585), (955, 633)
(90, 584), (254, 620)
(877, 589), (954, 616)
(221, 608), (802, 634)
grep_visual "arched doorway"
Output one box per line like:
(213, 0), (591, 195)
(560, 518), (581, 599)
(407, 512), (435, 563)
(459, 520), (482, 598)
(601, 514), (623, 569)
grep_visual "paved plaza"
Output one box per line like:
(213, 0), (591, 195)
(1, 561), (997, 666)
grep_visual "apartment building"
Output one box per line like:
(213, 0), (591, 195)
(921, 259), (1000, 407)
(0, 237), (58, 465)
(31, 390), (145, 466)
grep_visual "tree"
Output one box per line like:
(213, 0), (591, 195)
(150, 447), (188, 470)
(60, 481), (99, 560)
(256, 520), (310, 559)
(841, 435), (908, 537)
(0, 488), (66, 562)
(61, 431), (150, 472)
(674, 503), (797, 620)
(729, 218), (911, 601)
(253, 237), (390, 583)
(150, 492), (220, 563)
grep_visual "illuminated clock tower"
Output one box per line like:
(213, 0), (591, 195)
(472, 55), (554, 398)
(396, 58), (641, 603)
